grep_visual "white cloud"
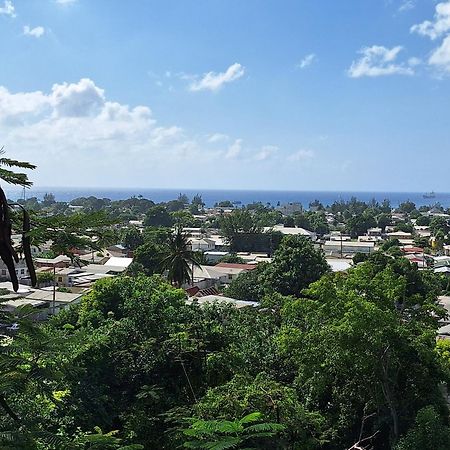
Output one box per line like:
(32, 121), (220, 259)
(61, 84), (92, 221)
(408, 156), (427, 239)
(23, 25), (45, 38)
(348, 45), (414, 78)
(398, 0), (415, 13)
(207, 133), (229, 143)
(411, 1), (450, 40)
(225, 139), (242, 159)
(288, 149), (315, 162)
(408, 56), (422, 67)
(429, 34), (450, 72)
(189, 63), (245, 92)
(0, 1), (15, 17)
(51, 78), (105, 117)
(254, 145), (278, 161)
(0, 78), (299, 188)
(55, 0), (77, 4)
(297, 53), (316, 69)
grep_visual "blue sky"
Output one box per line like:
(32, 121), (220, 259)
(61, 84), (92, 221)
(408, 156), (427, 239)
(0, 0), (450, 191)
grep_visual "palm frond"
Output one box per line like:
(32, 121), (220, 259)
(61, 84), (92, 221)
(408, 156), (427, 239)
(0, 168), (32, 187)
(0, 158), (36, 170)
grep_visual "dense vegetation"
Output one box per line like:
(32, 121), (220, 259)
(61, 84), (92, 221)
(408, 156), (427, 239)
(0, 245), (449, 449)
(3, 171), (450, 448)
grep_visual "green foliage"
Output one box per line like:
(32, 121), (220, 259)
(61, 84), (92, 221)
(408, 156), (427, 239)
(394, 406), (450, 450)
(219, 210), (262, 250)
(217, 254), (245, 264)
(352, 252), (368, 264)
(161, 226), (201, 287)
(415, 215), (430, 226)
(143, 205), (173, 227)
(181, 412), (285, 449)
(265, 235), (329, 297)
(398, 201), (416, 214)
(225, 264), (268, 302)
(36, 271), (54, 285)
(345, 212), (377, 238)
(120, 226), (143, 251)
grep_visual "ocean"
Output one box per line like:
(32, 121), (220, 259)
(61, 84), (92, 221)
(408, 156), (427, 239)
(2, 186), (448, 209)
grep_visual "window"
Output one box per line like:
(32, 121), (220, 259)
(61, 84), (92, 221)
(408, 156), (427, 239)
(58, 277), (63, 282)
(20, 269), (25, 275)
(1, 270), (5, 276)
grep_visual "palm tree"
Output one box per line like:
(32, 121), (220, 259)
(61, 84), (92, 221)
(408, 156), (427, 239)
(0, 148), (36, 291)
(161, 226), (201, 288)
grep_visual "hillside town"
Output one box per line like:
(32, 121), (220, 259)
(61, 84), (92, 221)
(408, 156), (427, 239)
(4, 194), (450, 340)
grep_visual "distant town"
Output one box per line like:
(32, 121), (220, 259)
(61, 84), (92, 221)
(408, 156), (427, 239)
(3, 192), (450, 339)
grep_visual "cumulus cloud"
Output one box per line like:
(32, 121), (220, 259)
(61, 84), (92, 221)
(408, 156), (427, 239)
(0, 79), (291, 187)
(411, 1), (450, 40)
(297, 53), (316, 69)
(410, 1), (450, 74)
(348, 45), (414, 78)
(429, 35), (450, 72)
(0, 0), (15, 17)
(51, 78), (106, 117)
(189, 63), (245, 92)
(23, 25), (45, 38)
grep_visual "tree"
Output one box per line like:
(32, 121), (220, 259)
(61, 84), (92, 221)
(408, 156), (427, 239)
(394, 406), (450, 450)
(218, 253), (245, 264)
(399, 201), (416, 214)
(430, 216), (449, 236)
(132, 239), (167, 276)
(225, 263), (268, 302)
(377, 213), (392, 230)
(42, 192), (56, 207)
(144, 205), (173, 227)
(161, 226), (201, 287)
(181, 412), (285, 449)
(283, 216), (295, 227)
(277, 259), (446, 448)
(346, 213), (377, 238)
(121, 226), (144, 251)
(219, 210), (262, 250)
(265, 236), (329, 297)
(191, 194), (205, 211)
(0, 149), (37, 291)
(415, 215), (430, 226)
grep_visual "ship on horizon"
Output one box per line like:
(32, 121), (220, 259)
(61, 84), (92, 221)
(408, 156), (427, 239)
(423, 191), (436, 199)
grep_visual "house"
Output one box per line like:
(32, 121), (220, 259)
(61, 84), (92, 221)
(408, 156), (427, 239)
(367, 227), (382, 237)
(204, 251), (229, 263)
(329, 232), (351, 241)
(187, 295), (258, 309)
(0, 281), (84, 319)
(189, 238), (216, 252)
(264, 225), (316, 240)
(323, 240), (375, 256)
(191, 263), (256, 289)
(386, 231), (413, 240)
(25, 289), (84, 315)
(106, 244), (130, 258)
(0, 259), (30, 283)
(326, 258), (352, 272)
(34, 254), (71, 269)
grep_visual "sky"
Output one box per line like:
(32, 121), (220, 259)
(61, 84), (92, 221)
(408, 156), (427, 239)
(0, 0), (450, 191)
